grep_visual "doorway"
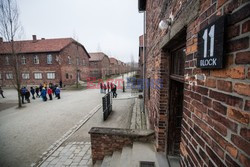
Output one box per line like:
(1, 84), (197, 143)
(167, 45), (185, 156)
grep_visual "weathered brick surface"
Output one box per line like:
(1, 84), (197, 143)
(144, 0), (250, 166)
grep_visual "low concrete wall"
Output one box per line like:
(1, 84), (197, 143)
(89, 127), (154, 163)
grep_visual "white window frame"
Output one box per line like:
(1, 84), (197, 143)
(21, 56), (26, 65)
(34, 55), (39, 64)
(76, 57), (80, 65)
(34, 72), (42, 79)
(47, 54), (52, 64)
(22, 73), (30, 79)
(47, 72), (55, 79)
(6, 73), (13, 79)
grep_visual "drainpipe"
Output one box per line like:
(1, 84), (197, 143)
(143, 11), (146, 113)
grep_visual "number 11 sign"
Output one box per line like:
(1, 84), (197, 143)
(197, 16), (225, 69)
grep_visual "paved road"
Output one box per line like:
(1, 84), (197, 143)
(0, 73), (134, 167)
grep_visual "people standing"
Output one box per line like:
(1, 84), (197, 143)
(55, 87), (61, 99)
(103, 84), (107, 94)
(107, 82), (110, 92)
(20, 87), (26, 104)
(35, 86), (40, 97)
(41, 87), (47, 101)
(100, 82), (103, 93)
(25, 89), (31, 103)
(48, 87), (53, 100)
(30, 87), (35, 99)
(0, 86), (5, 98)
(112, 84), (117, 98)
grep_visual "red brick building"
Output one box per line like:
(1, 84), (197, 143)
(109, 57), (119, 75)
(139, 0), (249, 166)
(89, 52), (110, 79)
(0, 35), (90, 87)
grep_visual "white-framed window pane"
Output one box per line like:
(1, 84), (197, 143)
(6, 73), (13, 79)
(34, 73), (42, 79)
(47, 54), (52, 64)
(34, 55), (39, 64)
(22, 73), (30, 79)
(47, 72), (55, 79)
(21, 56), (26, 64)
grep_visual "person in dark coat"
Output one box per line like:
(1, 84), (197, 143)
(0, 86), (5, 98)
(103, 84), (107, 94)
(55, 87), (61, 99)
(25, 89), (31, 103)
(35, 86), (40, 97)
(39, 84), (43, 93)
(41, 87), (47, 101)
(112, 84), (117, 98)
(20, 87), (26, 104)
(100, 82), (103, 93)
(59, 80), (62, 88)
(48, 87), (53, 100)
(30, 87), (35, 99)
(107, 82), (110, 92)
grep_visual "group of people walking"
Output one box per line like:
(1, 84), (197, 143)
(20, 83), (61, 104)
(100, 82), (117, 98)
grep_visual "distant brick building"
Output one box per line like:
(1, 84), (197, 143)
(139, 0), (250, 167)
(89, 52), (110, 79)
(0, 35), (90, 87)
(109, 57), (119, 75)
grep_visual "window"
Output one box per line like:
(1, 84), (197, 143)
(47, 54), (52, 64)
(66, 73), (69, 79)
(47, 72), (55, 79)
(76, 57), (80, 65)
(0, 73), (2, 80)
(68, 56), (71, 64)
(22, 73), (30, 79)
(5, 56), (9, 65)
(82, 60), (86, 66)
(34, 55), (39, 64)
(34, 72), (42, 79)
(21, 56), (26, 64)
(6, 73), (13, 79)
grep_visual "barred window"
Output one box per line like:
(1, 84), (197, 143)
(47, 72), (55, 79)
(47, 54), (52, 64)
(22, 73), (30, 79)
(34, 72), (42, 79)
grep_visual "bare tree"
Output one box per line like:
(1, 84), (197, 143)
(0, 0), (24, 107)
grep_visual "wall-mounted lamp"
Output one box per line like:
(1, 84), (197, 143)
(159, 18), (172, 30)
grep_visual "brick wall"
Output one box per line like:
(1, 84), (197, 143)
(144, 0), (250, 166)
(89, 127), (154, 164)
(181, 1), (250, 167)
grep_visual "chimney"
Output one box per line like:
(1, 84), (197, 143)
(32, 35), (37, 41)
(0, 37), (3, 43)
(41, 38), (45, 40)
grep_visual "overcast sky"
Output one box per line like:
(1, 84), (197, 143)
(18, 0), (143, 63)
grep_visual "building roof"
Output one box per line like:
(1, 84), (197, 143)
(0, 37), (90, 57)
(109, 57), (118, 64)
(89, 52), (108, 62)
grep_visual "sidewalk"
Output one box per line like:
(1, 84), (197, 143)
(36, 92), (136, 167)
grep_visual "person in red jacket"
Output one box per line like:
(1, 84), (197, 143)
(48, 87), (53, 100)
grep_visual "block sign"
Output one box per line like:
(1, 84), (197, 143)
(197, 16), (225, 69)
